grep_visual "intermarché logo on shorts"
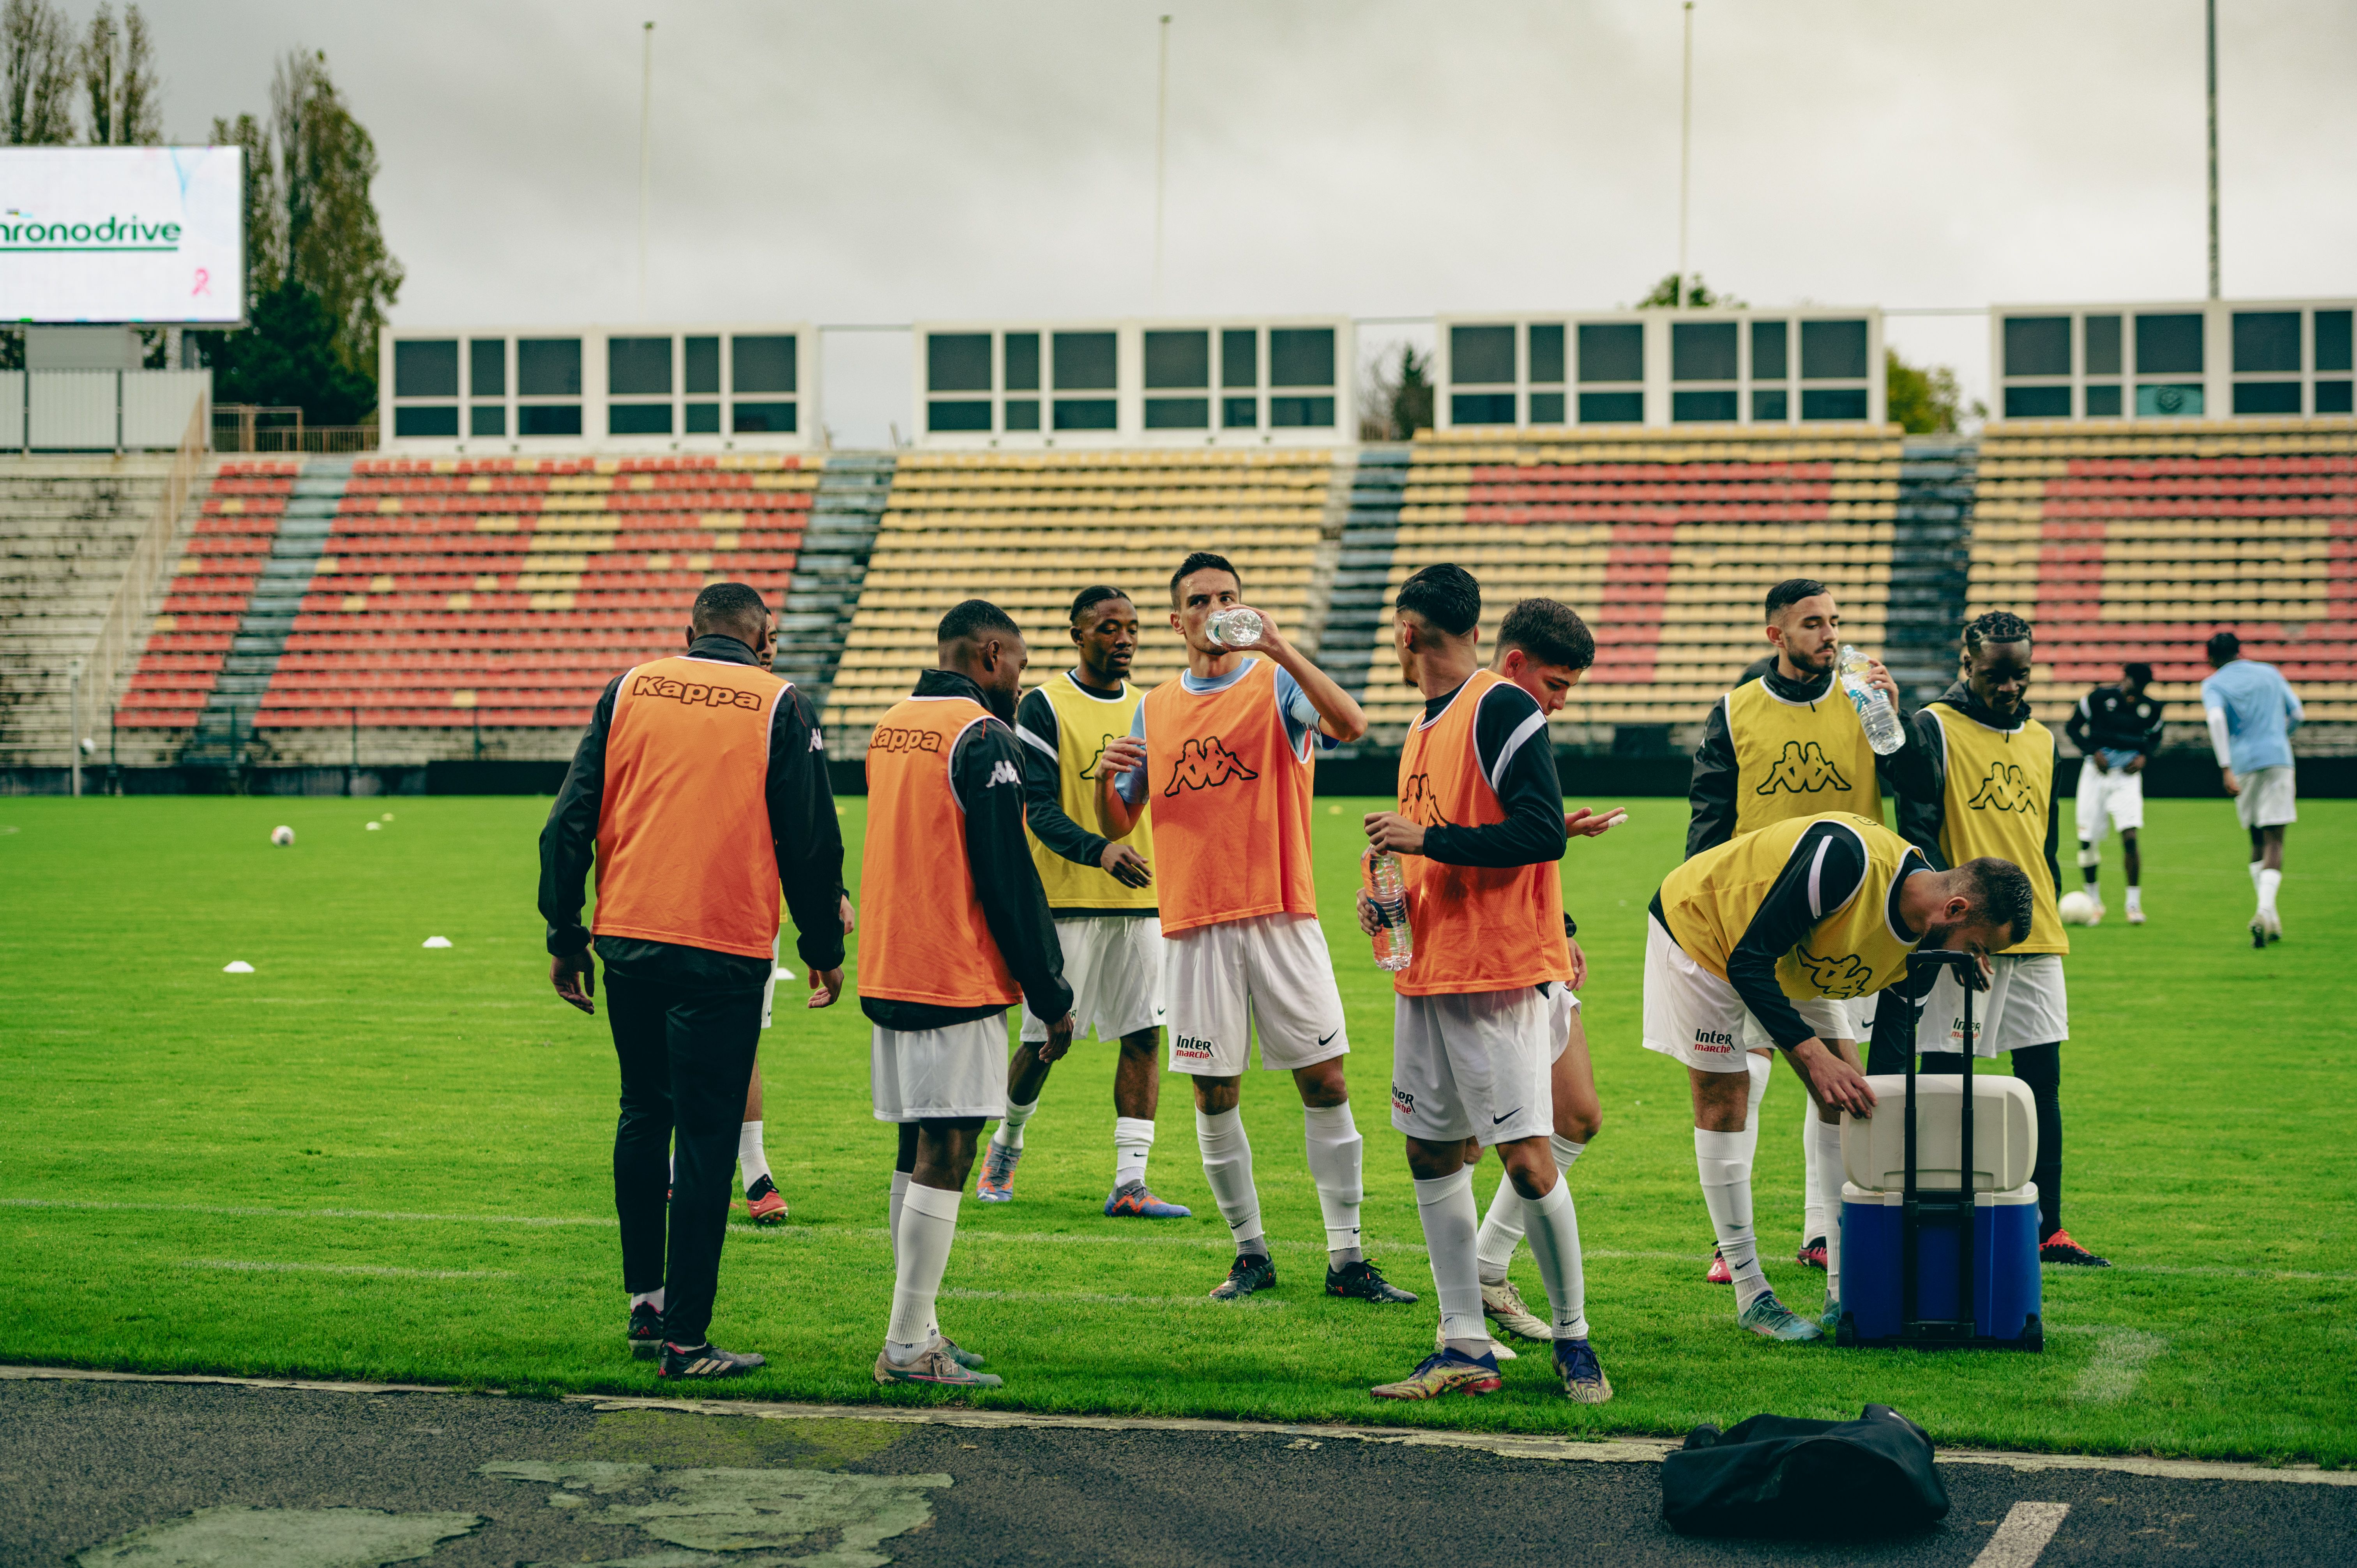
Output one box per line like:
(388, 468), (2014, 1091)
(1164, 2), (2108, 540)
(631, 673), (766, 711)
(1172, 1035), (1215, 1060)
(868, 726), (945, 755)
(1691, 1029), (1736, 1053)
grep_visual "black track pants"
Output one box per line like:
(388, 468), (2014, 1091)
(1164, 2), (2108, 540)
(606, 969), (762, 1347)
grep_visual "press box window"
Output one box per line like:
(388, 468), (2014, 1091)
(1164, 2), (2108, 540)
(1578, 323), (1643, 384)
(1671, 321), (1737, 381)
(684, 404), (720, 434)
(1053, 332), (1117, 391)
(2317, 311), (2354, 373)
(1004, 334), (1041, 391)
(1800, 320), (1868, 380)
(394, 339), (458, 400)
(732, 402), (797, 434)
(1221, 396), (1257, 429)
(1802, 387), (1869, 420)
(684, 337), (720, 396)
(470, 405), (505, 437)
(1145, 397), (1210, 429)
(733, 336), (797, 395)
(1578, 390), (1643, 423)
(517, 404), (583, 437)
(2083, 316), (2122, 376)
(393, 404), (458, 438)
(2084, 385), (2122, 418)
(1751, 320), (1788, 380)
(1270, 395), (1334, 427)
(2232, 312), (2301, 374)
(1220, 330), (1256, 390)
(1451, 325), (1515, 387)
(468, 339), (505, 397)
(1672, 389), (1738, 422)
(1452, 392), (1515, 425)
(1528, 324), (1565, 386)
(1004, 400), (1041, 431)
(2135, 315), (2203, 376)
(1053, 398), (1117, 430)
(2003, 317), (2071, 378)
(1751, 388), (1788, 421)
(1144, 330), (1210, 389)
(608, 337), (672, 396)
(1528, 391), (1565, 424)
(518, 339), (582, 397)
(2004, 386), (2071, 418)
(1269, 329), (1334, 388)
(927, 399), (990, 433)
(610, 404), (672, 436)
(2232, 382), (2302, 415)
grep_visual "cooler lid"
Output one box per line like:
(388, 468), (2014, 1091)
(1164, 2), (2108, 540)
(1841, 1074), (2037, 1193)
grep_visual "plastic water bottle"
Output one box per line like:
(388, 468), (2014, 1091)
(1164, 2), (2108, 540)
(1207, 607), (1264, 649)
(1363, 846), (1413, 972)
(1838, 644), (1905, 756)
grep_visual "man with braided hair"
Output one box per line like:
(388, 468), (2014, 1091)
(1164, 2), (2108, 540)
(981, 584), (1190, 1218)
(1878, 610), (2110, 1268)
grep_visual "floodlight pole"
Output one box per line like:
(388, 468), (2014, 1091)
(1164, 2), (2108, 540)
(2205, 0), (2219, 299)
(1677, 2), (1694, 307)
(1152, 14), (1171, 309)
(638, 21), (655, 319)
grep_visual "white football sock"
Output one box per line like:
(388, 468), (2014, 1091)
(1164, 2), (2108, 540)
(629, 1287), (665, 1311)
(1740, 1052), (1770, 1160)
(1195, 1107), (1263, 1251)
(1475, 1166), (1522, 1285)
(1800, 1100), (1824, 1244)
(1113, 1116), (1155, 1190)
(1413, 1166), (1486, 1355)
(2258, 868), (2282, 916)
(886, 1183), (960, 1358)
(2124, 884), (2142, 914)
(1302, 1103), (1364, 1264)
(2249, 859), (2264, 896)
(738, 1121), (770, 1193)
(991, 1095), (1038, 1151)
(1812, 1117), (1847, 1304)
(1695, 1127), (1767, 1309)
(1521, 1174), (1588, 1341)
(888, 1170), (910, 1266)
(1551, 1134), (1586, 1170)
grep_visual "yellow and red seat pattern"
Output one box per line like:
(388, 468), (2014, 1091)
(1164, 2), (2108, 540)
(256, 456), (818, 729)
(1970, 419), (2356, 727)
(118, 461), (297, 728)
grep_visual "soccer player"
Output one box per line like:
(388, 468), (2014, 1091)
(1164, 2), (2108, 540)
(1684, 578), (1900, 1282)
(1097, 551), (1413, 1307)
(1647, 809), (2034, 1340)
(1879, 611), (2107, 1268)
(1455, 598), (1614, 1350)
(861, 599), (1074, 1389)
(2200, 630), (2304, 946)
(980, 584), (1189, 1218)
(1352, 565), (1606, 1403)
(2064, 662), (2164, 925)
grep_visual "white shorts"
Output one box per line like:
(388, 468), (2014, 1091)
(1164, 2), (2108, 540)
(2076, 758), (2146, 839)
(1643, 915), (1851, 1074)
(2235, 764), (2297, 830)
(1741, 992), (1872, 1051)
(1021, 916), (1164, 1043)
(1916, 952), (2068, 1056)
(1164, 912), (1349, 1077)
(871, 1015), (1007, 1123)
(1545, 982), (1580, 1065)
(1391, 988), (1553, 1146)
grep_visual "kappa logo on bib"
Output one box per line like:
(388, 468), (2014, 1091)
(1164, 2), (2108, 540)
(1967, 759), (2034, 812)
(1163, 735), (1258, 795)
(1794, 946), (1875, 998)
(1398, 770), (1457, 828)
(868, 725), (945, 756)
(1754, 739), (1853, 797)
(630, 673), (768, 712)
(1078, 735), (1120, 779)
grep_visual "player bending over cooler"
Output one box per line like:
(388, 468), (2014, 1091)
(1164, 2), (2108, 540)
(1647, 811), (2033, 1341)
(1099, 552), (1415, 1307)
(1355, 567), (1608, 1403)
(978, 584), (1189, 1219)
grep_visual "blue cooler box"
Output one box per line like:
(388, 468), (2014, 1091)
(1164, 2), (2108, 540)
(1834, 1073), (2045, 1351)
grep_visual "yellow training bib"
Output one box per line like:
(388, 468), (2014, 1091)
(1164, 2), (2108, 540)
(1724, 678), (1883, 836)
(1660, 811), (1924, 1001)
(1925, 703), (2066, 955)
(1024, 672), (1158, 912)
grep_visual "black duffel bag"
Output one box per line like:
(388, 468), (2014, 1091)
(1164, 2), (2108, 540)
(1661, 1403), (1950, 1536)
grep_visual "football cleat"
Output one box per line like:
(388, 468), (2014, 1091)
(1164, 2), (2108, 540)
(1736, 1292), (1823, 1342)
(2126, 906), (2146, 925)
(626, 1301), (663, 1361)
(936, 1336), (986, 1371)
(974, 1141), (1021, 1203)
(2040, 1229), (2111, 1267)
(1371, 1349), (1502, 1401)
(1796, 1237), (1828, 1271)
(1103, 1182), (1192, 1218)
(1820, 1298), (1845, 1335)
(873, 1340), (1002, 1389)
(2262, 909), (2283, 945)
(1706, 1248), (1733, 1285)
(744, 1174), (787, 1225)
(1327, 1258), (1418, 1304)
(1553, 1337), (1613, 1404)
(2250, 916), (2267, 950)
(1210, 1252), (1277, 1300)
(659, 1341), (766, 1379)
(2085, 901), (2106, 927)
(1433, 1322), (1518, 1361)
(1480, 1279), (1551, 1340)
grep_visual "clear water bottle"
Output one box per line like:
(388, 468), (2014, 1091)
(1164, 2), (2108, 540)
(1207, 606), (1264, 649)
(1838, 644), (1905, 756)
(1363, 846), (1413, 972)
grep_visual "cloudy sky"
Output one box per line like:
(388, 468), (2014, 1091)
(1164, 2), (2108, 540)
(140, 0), (2357, 444)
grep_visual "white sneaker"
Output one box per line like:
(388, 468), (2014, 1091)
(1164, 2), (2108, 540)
(1432, 1322), (1518, 1360)
(2126, 905), (2145, 925)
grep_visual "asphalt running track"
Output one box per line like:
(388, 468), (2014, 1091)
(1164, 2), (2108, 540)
(5, 1368), (2353, 1567)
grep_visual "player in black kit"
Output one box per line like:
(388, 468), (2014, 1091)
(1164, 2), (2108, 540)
(2065, 663), (2165, 925)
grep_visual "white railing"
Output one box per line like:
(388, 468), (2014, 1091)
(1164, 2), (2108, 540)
(69, 396), (210, 794)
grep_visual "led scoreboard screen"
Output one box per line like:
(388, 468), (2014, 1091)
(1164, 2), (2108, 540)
(0, 146), (246, 325)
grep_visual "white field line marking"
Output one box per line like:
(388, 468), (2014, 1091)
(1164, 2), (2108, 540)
(2055, 1326), (2169, 1403)
(180, 1259), (518, 1280)
(4, 1367), (2353, 1485)
(940, 1286), (1286, 1309)
(1970, 1501), (2071, 1568)
(12, 1197), (2354, 1280)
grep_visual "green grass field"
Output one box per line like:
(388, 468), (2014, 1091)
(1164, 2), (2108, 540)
(2, 793), (2350, 1464)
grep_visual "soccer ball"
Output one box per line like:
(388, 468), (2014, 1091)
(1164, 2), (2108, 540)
(270, 825), (295, 848)
(2057, 890), (2100, 926)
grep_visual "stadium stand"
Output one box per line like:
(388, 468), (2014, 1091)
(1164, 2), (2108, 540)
(0, 456), (214, 770)
(1969, 417), (2357, 741)
(820, 449), (1341, 754)
(117, 460), (293, 743)
(139, 455), (820, 765)
(1359, 425), (1902, 746)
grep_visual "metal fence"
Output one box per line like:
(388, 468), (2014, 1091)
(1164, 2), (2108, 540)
(67, 397), (210, 796)
(211, 405), (378, 454)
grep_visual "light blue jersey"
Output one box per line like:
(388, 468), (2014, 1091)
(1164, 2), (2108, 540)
(2200, 659), (2302, 773)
